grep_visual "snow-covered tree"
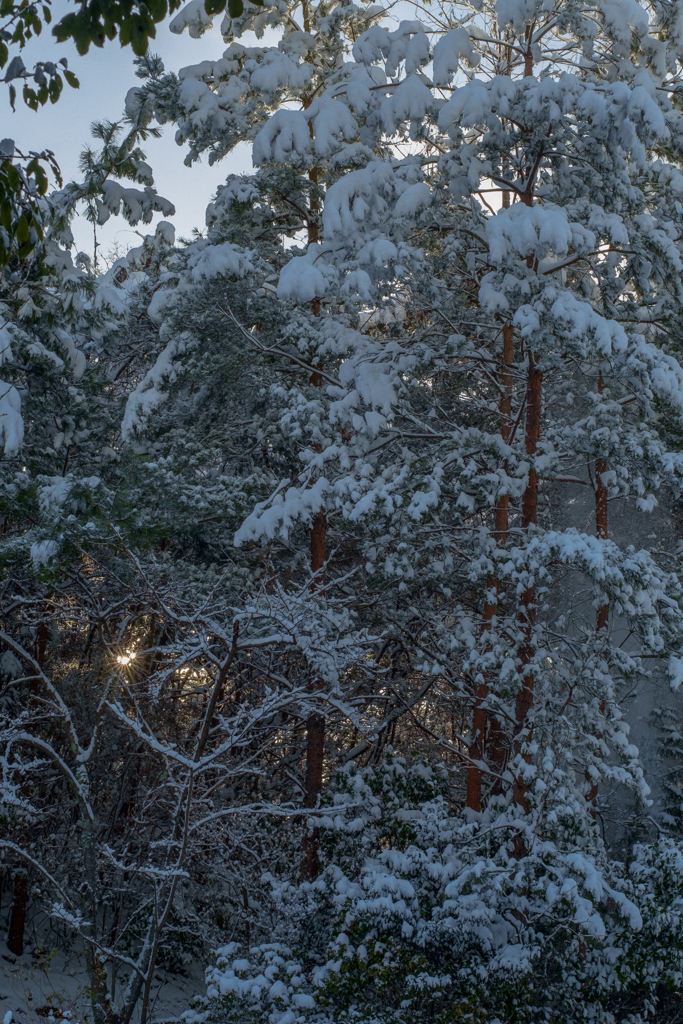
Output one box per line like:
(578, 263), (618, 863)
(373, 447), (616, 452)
(9, 0), (683, 1017)
(186, 757), (683, 1024)
(101, 0), (683, 1017)
(131, 0), (683, 832)
(0, 89), (379, 1018)
(0, 538), (375, 1023)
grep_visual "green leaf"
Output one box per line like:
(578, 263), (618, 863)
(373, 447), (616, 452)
(227, 0), (243, 17)
(119, 16), (131, 45)
(47, 75), (61, 102)
(205, 0), (226, 13)
(15, 214), (29, 243)
(0, 200), (12, 232)
(6, 163), (20, 191)
(42, 5), (51, 22)
(145, 0), (167, 22)
(27, 160), (48, 194)
(128, 8), (155, 54)
(64, 69), (79, 88)
(23, 83), (39, 108)
(52, 10), (76, 42)
(8, 83), (15, 110)
(0, 0), (14, 15)
(131, 22), (152, 54)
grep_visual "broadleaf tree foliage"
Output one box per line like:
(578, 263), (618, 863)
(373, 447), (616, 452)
(1, 0), (180, 266)
(5, 0), (683, 1022)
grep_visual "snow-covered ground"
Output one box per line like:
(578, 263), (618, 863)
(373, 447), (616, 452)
(0, 938), (205, 1024)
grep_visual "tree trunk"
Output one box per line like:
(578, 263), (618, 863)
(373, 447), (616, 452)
(513, 352), (542, 811)
(301, 712), (325, 878)
(36, 618), (49, 667)
(301, 157), (326, 878)
(595, 375), (609, 631)
(7, 871), (27, 956)
(489, 324), (515, 789)
(467, 326), (515, 811)
(87, 949), (113, 1024)
(301, 513), (327, 877)
(466, 641), (491, 812)
(81, 814), (116, 1024)
(310, 509), (326, 583)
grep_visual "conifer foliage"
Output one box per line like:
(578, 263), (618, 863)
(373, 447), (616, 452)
(5, 0), (683, 1021)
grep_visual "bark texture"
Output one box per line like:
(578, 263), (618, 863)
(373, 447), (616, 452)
(467, 325), (515, 810)
(513, 352), (543, 811)
(7, 871), (27, 956)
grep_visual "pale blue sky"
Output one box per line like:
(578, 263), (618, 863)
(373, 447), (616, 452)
(5, 1), (419, 260)
(4, 5), (253, 257)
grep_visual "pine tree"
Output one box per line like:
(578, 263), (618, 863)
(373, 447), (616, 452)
(7, 0), (683, 1017)
(121, 0), (683, 1018)
(138, 0), (683, 824)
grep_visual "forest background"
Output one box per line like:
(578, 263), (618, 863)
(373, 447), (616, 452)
(3, 2), (683, 1024)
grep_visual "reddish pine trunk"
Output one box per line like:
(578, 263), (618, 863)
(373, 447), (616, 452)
(310, 509), (326, 584)
(512, 353), (542, 811)
(7, 872), (27, 956)
(301, 170), (326, 879)
(308, 167), (319, 244)
(489, 325), (515, 788)
(301, 713), (325, 879)
(36, 618), (49, 667)
(303, 715), (325, 807)
(467, 326), (515, 810)
(488, 717), (508, 794)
